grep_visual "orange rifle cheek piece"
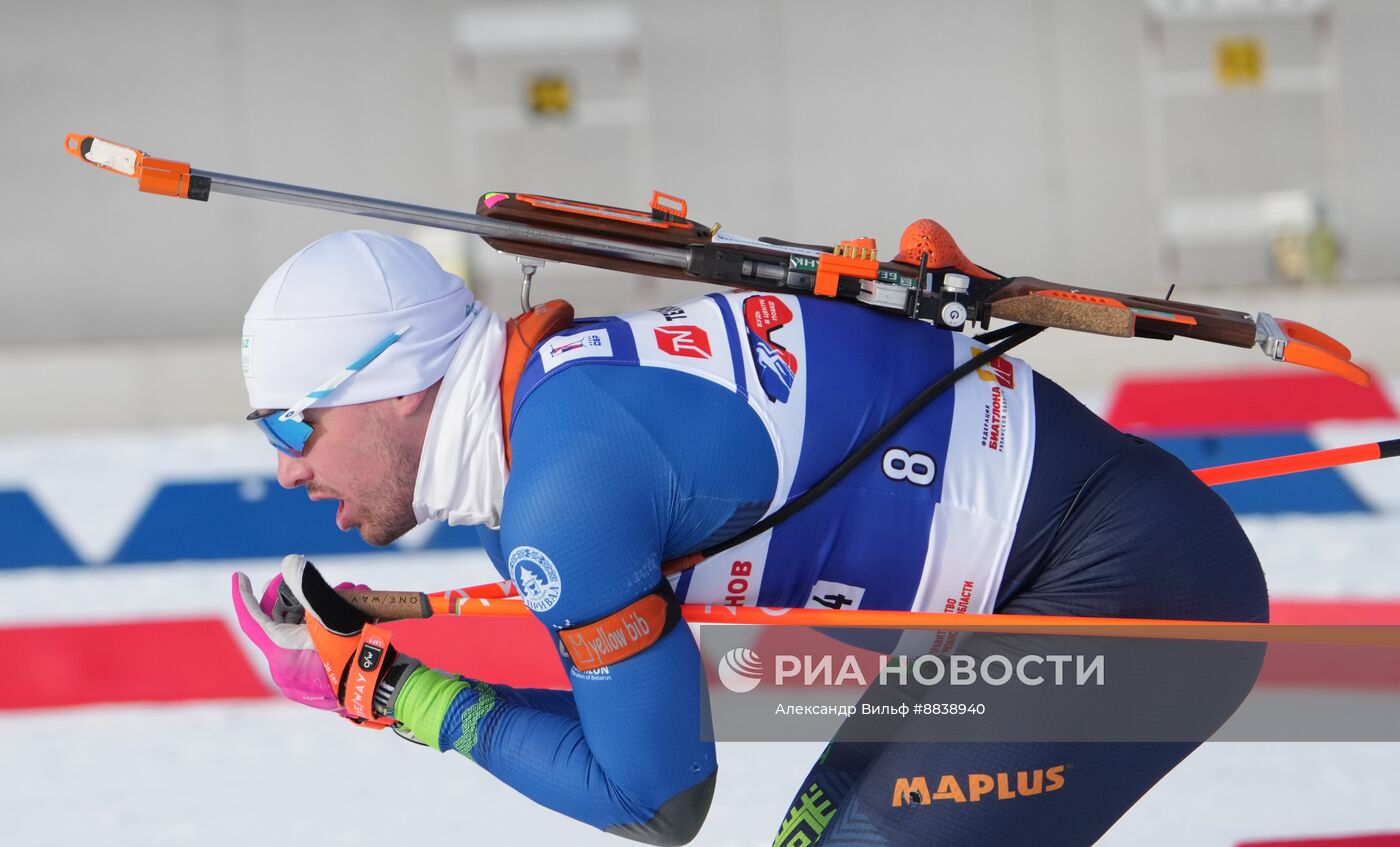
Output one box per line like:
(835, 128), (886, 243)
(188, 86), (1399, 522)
(895, 219), (999, 280)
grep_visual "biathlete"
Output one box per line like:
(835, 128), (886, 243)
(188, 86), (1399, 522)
(232, 230), (1267, 846)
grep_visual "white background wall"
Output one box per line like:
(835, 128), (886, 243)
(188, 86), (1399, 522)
(3, 0), (1398, 431)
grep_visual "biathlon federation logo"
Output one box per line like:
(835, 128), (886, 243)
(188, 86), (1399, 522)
(509, 546), (562, 612)
(717, 647), (765, 693)
(970, 346), (1016, 389)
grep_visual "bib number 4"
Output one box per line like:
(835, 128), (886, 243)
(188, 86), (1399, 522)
(882, 447), (936, 486)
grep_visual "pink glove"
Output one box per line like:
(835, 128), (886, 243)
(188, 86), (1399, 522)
(232, 562), (369, 711)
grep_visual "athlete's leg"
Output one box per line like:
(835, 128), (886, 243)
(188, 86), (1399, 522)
(771, 743), (881, 847)
(998, 437), (1268, 624)
(771, 439), (1268, 845)
(769, 647), (1248, 847)
(774, 737), (1202, 847)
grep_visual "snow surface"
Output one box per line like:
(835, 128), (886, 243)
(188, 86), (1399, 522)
(3, 541), (1398, 846)
(3, 413), (1400, 844)
(4, 701), (1397, 847)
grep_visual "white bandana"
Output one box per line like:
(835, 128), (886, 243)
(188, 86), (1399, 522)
(412, 304), (509, 529)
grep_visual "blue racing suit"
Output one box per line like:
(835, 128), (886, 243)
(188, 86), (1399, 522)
(389, 292), (1267, 846)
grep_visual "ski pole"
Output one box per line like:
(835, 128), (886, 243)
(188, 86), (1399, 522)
(336, 588), (1397, 646)
(1193, 438), (1400, 486)
(350, 439), (1400, 619)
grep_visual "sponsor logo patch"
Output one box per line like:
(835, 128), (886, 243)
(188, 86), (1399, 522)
(743, 295), (799, 403)
(654, 324), (712, 359)
(723, 559), (755, 606)
(891, 766), (1066, 806)
(653, 305), (688, 322)
(541, 328), (612, 372)
(510, 546), (563, 612)
(972, 349), (1016, 389)
(942, 580), (976, 615)
(981, 386), (1008, 452)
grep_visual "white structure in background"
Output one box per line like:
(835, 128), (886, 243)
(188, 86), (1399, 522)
(1143, 0), (1343, 287)
(9, 0), (1400, 433)
(450, 2), (703, 316)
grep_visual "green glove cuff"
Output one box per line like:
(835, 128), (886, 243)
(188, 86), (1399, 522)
(393, 666), (473, 752)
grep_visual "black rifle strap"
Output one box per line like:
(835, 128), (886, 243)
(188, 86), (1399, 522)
(689, 322), (1045, 563)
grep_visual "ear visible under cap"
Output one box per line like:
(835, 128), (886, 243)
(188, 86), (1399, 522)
(387, 383), (436, 418)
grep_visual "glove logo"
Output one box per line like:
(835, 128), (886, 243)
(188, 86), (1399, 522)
(717, 647), (764, 693)
(509, 546), (563, 613)
(358, 642), (384, 672)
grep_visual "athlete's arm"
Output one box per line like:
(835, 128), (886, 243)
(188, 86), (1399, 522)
(392, 370), (733, 845)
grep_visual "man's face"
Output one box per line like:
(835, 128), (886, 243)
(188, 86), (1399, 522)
(272, 400), (422, 547)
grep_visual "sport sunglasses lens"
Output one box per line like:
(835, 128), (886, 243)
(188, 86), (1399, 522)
(251, 413), (313, 458)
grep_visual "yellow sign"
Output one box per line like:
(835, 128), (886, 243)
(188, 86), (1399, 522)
(1216, 36), (1265, 88)
(528, 75), (572, 116)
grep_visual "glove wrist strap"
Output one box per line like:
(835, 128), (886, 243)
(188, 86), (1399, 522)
(342, 622), (395, 724)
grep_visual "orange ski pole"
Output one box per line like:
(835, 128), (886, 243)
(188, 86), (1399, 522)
(1193, 438), (1400, 486)
(338, 588), (1397, 646)
(339, 437), (1400, 634)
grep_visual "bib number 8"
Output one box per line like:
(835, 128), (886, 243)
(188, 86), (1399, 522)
(882, 447), (936, 486)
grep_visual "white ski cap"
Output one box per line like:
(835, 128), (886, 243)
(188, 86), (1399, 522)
(242, 230), (477, 410)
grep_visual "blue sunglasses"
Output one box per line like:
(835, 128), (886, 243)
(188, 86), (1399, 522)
(248, 325), (409, 457)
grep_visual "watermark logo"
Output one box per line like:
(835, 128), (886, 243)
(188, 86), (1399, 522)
(717, 647), (765, 693)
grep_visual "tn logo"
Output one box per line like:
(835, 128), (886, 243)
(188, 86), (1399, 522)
(654, 325), (712, 359)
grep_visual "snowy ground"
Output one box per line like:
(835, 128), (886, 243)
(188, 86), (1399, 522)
(3, 406), (1400, 845)
(2, 539), (1399, 846)
(5, 701), (1399, 847)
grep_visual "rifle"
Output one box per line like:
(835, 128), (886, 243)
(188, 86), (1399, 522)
(64, 132), (1366, 386)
